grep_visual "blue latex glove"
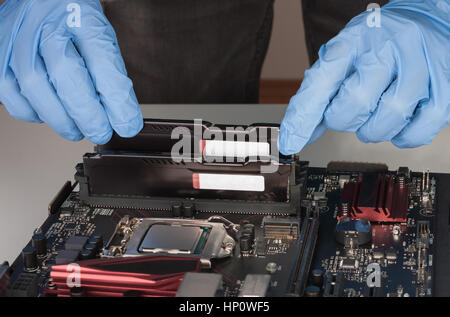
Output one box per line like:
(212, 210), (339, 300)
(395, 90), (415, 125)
(279, 0), (450, 155)
(0, 0), (143, 144)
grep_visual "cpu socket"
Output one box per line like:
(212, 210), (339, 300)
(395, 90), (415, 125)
(105, 217), (236, 267)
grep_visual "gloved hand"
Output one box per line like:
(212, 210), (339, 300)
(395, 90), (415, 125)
(0, 0), (143, 144)
(279, 0), (450, 155)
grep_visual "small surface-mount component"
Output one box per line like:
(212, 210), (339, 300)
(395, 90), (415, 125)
(373, 251), (385, 260)
(385, 250), (397, 261)
(338, 175), (351, 189)
(7, 272), (38, 297)
(339, 258), (359, 269)
(262, 216), (300, 240)
(55, 249), (80, 265)
(239, 274), (271, 297)
(59, 199), (75, 217)
(323, 272), (344, 297)
(176, 273), (223, 297)
(65, 236), (89, 251)
(313, 191), (326, 200)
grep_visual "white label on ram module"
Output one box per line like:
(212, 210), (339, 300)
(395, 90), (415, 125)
(200, 140), (270, 158)
(192, 173), (265, 192)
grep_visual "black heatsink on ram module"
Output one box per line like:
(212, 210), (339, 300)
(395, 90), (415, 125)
(76, 119), (305, 215)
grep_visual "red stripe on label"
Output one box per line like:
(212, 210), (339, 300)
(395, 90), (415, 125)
(192, 173), (200, 189)
(199, 140), (206, 156)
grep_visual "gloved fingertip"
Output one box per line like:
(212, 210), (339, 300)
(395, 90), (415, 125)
(88, 128), (114, 145)
(278, 128), (307, 155)
(356, 130), (370, 144)
(391, 138), (411, 148)
(113, 114), (144, 138)
(31, 117), (44, 124)
(61, 131), (84, 142)
(305, 122), (327, 146)
(12, 113), (43, 124)
(391, 136), (429, 149)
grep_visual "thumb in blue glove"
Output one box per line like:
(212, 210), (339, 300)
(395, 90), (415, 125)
(0, 0), (143, 144)
(279, 0), (450, 155)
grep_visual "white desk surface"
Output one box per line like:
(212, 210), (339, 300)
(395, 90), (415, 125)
(1, 104), (449, 262)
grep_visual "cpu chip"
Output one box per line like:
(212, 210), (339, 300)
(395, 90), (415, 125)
(139, 224), (205, 254)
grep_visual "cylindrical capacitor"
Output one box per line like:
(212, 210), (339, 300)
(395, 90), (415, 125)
(242, 224), (255, 239)
(32, 233), (47, 256)
(311, 268), (324, 287)
(84, 243), (97, 256)
(183, 202), (196, 218)
(171, 203), (182, 217)
(70, 287), (85, 297)
(88, 238), (101, 251)
(305, 285), (321, 297)
(91, 232), (103, 248)
(242, 224), (255, 234)
(79, 249), (93, 260)
(240, 236), (252, 252)
(22, 245), (38, 270)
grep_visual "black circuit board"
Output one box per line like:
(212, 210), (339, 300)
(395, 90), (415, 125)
(6, 168), (437, 297)
(308, 168), (436, 297)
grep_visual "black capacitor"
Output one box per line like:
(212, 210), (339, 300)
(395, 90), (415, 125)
(305, 285), (321, 297)
(84, 243), (97, 255)
(172, 203), (182, 217)
(91, 232), (103, 248)
(335, 218), (372, 246)
(70, 286), (85, 297)
(183, 202), (196, 217)
(22, 245), (38, 270)
(88, 238), (101, 250)
(32, 233), (47, 256)
(311, 269), (324, 287)
(79, 249), (93, 260)
(240, 236), (252, 252)
(242, 224), (255, 240)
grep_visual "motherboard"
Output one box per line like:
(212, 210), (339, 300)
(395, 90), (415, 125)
(1, 120), (449, 297)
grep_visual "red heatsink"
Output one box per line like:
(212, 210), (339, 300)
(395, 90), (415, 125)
(46, 255), (201, 297)
(338, 173), (409, 223)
